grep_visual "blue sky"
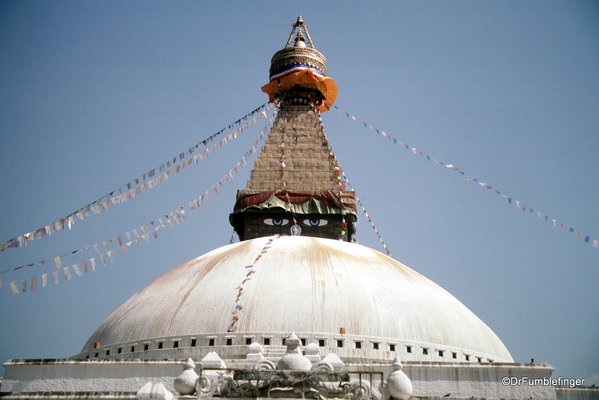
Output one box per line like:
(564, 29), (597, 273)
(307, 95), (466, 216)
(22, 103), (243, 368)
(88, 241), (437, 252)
(0, 1), (597, 383)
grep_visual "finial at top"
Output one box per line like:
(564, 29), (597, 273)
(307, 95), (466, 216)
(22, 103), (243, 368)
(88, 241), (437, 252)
(261, 15), (338, 113)
(285, 14), (315, 49)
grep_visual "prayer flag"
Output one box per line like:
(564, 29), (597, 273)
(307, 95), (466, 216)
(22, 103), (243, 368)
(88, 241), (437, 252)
(118, 235), (128, 254)
(52, 270), (60, 284)
(133, 229), (140, 247)
(169, 213), (180, 225)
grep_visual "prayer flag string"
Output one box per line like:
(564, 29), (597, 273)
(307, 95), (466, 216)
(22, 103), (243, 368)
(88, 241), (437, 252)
(332, 105), (598, 250)
(0, 103), (272, 254)
(278, 112), (298, 225)
(312, 103), (354, 243)
(342, 173), (392, 258)
(1, 110), (277, 293)
(228, 235), (282, 332)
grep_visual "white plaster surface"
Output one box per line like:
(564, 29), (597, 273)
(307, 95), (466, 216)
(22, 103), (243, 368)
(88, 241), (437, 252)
(1, 359), (181, 394)
(2, 358), (577, 400)
(404, 362), (557, 400)
(76, 236), (513, 363)
(137, 382), (173, 399)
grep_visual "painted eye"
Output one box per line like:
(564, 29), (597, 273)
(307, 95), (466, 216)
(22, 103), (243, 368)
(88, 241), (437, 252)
(301, 218), (332, 227)
(261, 218), (290, 226)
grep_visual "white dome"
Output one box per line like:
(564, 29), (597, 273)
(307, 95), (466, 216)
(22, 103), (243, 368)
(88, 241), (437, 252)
(77, 236), (512, 363)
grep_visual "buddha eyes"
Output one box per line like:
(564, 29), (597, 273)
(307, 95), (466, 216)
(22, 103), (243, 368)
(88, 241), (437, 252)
(260, 218), (333, 227)
(261, 218), (291, 226)
(301, 218), (332, 227)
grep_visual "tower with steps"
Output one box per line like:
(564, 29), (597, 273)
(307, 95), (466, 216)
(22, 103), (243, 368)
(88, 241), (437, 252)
(230, 15), (356, 241)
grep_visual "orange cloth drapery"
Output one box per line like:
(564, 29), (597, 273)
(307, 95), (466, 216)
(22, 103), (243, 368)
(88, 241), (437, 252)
(261, 69), (338, 113)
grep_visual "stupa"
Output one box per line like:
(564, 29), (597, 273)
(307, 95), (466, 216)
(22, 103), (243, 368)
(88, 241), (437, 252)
(1, 15), (582, 400)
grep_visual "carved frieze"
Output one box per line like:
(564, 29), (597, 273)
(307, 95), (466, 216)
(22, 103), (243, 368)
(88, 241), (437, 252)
(270, 47), (328, 78)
